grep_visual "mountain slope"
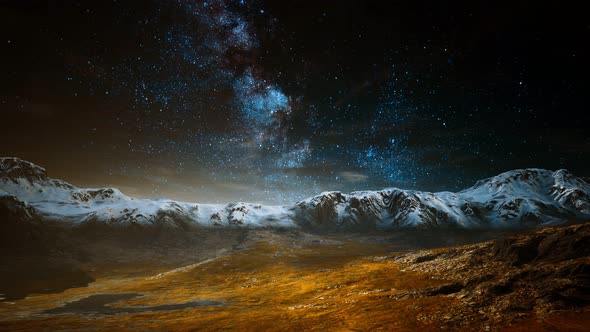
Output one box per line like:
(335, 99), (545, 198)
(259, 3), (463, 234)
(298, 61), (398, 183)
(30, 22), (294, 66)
(1, 157), (589, 230)
(296, 168), (590, 229)
(0, 158), (293, 228)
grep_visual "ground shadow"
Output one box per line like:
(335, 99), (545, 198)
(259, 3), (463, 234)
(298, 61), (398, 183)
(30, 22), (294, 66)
(44, 293), (223, 315)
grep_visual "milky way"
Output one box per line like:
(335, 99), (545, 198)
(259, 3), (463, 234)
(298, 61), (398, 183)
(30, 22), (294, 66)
(80, 0), (427, 202)
(2, 0), (588, 204)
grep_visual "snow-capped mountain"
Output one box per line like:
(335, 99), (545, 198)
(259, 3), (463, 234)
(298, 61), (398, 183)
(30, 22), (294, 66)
(0, 158), (293, 228)
(296, 168), (590, 229)
(1, 157), (589, 230)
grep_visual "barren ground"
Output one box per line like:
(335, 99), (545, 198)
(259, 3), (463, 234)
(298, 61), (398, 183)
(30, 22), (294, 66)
(0, 226), (589, 331)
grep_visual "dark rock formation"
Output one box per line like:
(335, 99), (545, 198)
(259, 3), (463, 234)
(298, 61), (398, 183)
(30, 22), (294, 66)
(392, 222), (590, 328)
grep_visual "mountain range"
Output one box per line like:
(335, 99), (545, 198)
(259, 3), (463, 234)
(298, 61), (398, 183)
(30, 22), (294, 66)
(1, 157), (589, 232)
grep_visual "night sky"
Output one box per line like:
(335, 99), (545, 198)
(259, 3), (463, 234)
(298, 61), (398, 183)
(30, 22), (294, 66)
(1, 1), (588, 203)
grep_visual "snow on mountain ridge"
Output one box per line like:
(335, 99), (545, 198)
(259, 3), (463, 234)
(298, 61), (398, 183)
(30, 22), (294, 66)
(0, 158), (588, 230)
(0, 158), (294, 227)
(294, 168), (590, 229)
(0, 157), (48, 182)
(457, 168), (590, 224)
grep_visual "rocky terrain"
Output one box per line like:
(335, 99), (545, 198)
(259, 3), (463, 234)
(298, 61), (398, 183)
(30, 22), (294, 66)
(0, 222), (587, 331)
(390, 222), (590, 329)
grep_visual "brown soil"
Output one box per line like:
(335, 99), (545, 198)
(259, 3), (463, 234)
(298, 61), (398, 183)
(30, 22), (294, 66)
(0, 225), (588, 331)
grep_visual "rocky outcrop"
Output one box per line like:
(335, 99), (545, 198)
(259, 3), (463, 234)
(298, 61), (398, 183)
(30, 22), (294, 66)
(391, 223), (590, 328)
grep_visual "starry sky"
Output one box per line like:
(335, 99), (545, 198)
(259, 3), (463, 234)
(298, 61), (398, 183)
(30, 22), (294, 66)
(1, 1), (589, 203)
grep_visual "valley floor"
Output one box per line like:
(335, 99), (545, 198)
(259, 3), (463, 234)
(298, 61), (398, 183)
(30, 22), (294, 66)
(0, 225), (589, 331)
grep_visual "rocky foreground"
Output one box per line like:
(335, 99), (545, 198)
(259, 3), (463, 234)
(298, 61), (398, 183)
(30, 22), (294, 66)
(390, 222), (590, 329)
(0, 222), (588, 331)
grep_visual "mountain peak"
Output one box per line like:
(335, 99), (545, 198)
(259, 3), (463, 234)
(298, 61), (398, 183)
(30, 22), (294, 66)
(0, 157), (48, 183)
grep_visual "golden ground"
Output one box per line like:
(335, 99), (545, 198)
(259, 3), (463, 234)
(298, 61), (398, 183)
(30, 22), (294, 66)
(0, 237), (588, 331)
